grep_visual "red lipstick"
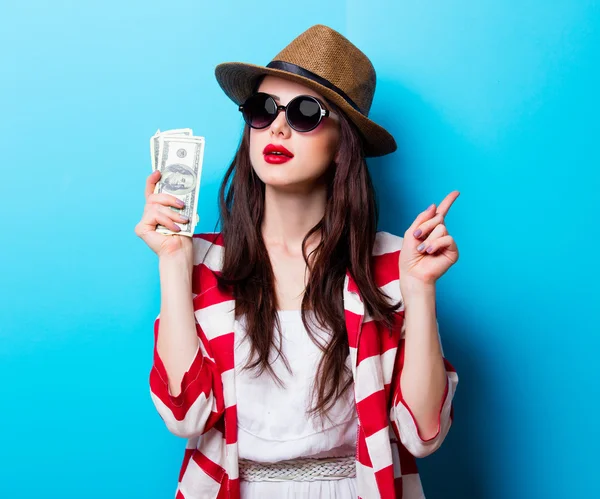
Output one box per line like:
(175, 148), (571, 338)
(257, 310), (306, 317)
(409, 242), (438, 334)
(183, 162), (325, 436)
(263, 143), (294, 164)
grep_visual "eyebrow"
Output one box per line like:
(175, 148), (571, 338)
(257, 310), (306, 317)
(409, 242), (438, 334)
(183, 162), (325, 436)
(266, 93), (323, 105)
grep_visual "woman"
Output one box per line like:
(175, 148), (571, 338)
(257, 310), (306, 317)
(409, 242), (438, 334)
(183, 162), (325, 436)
(135, 24), (460, 499)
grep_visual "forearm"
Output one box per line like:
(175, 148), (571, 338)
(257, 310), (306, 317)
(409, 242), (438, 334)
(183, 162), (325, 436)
(399, 283), (448, 440)
(157, 253), (200, 397)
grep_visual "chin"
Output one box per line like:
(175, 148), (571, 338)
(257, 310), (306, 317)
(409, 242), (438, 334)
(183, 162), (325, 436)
(262, 174), (302, 187)
(259, 171), (313, 189)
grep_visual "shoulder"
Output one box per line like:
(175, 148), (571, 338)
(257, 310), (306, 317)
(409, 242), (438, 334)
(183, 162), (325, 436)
(371, 231), (404, 284)
(372, 232), (404, 308)
(373, 230), (404, 257)
(192, 232), (224, 271)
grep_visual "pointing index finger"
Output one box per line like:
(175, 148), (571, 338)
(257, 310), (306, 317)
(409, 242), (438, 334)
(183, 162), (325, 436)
(436, 190), (460, 217)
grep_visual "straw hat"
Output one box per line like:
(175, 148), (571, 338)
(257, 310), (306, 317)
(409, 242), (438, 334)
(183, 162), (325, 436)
(214, 24), (397, 157)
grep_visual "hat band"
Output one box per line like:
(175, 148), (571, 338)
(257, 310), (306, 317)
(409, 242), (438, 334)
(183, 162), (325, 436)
(266, 60), (362, 114)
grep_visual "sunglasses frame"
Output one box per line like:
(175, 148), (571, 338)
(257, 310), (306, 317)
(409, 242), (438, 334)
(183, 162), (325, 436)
(238, 92), (331, 132)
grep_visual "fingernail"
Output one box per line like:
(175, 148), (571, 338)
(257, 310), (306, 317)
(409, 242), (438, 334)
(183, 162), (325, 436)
(413, 229), (422, 238)
(417, 243), (425, 251)
(427, 204), (435, 211)
(176, 200), (185, 207)
(426, 245), (434, 253)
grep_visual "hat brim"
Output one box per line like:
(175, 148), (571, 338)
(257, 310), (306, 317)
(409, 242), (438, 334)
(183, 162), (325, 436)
(215, 62), (397, 158)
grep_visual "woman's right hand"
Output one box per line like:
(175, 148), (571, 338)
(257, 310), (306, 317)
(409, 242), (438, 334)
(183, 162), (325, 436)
(134, 170), (193, 259)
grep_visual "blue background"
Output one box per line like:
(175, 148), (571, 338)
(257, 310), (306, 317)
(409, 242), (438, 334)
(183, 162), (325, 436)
(1, 1), (598, 497)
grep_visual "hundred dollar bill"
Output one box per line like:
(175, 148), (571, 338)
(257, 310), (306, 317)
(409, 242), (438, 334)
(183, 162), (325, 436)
(150, 128), (193, 172)
(151, 132), (205, 237)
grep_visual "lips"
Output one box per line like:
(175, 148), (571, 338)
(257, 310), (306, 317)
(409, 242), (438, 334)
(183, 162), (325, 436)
(263, 143), (294, 157)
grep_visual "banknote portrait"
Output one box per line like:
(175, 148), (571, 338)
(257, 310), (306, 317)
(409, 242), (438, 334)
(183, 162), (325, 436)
(161, 164), (196, 195)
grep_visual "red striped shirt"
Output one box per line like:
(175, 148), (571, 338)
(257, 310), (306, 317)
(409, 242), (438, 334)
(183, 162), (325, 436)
(149, 231), (459, 499)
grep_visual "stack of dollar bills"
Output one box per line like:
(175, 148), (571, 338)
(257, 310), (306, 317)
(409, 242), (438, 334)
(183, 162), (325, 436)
(149, 128), (205, 237)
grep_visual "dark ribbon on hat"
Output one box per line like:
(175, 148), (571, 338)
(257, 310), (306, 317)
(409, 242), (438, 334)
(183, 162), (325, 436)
(266, 60), (362, 114)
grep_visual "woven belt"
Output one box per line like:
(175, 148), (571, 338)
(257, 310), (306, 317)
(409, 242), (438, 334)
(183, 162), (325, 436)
(239, 456), (356, 482)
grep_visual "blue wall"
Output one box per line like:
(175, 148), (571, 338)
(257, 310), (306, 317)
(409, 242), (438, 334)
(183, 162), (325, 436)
(1, 1), (598, 497)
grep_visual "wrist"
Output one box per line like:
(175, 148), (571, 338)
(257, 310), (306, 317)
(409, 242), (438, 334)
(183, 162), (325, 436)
(159, 251), (193, 278)
(400, 279), (436, 305)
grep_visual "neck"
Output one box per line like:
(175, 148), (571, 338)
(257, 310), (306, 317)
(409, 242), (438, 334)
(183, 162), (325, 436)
(261, 181), (326, 251)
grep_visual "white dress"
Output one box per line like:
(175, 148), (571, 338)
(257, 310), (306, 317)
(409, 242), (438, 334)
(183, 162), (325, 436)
(234, 309), (358, 499)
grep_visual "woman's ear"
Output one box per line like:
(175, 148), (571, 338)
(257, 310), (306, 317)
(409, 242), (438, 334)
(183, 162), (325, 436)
(333, 144), (342, 165)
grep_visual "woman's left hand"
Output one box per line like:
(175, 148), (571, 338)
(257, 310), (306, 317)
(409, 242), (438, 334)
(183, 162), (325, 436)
(399, 191), (460, 289)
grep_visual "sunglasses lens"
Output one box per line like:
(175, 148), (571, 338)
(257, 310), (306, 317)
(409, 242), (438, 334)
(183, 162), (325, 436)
(242, 93), (277, 128)
(287, 96), (322, 131)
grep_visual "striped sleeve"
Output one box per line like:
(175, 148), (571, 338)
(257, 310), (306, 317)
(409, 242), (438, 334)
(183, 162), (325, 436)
(148, 236), (226, 439)
(149, 312), (224, 439)
(391, 319), (459, 458)
(373, 231), (459, 458)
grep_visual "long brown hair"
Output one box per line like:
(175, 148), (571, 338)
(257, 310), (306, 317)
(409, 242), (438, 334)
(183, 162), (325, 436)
(209, 88), (402, 423)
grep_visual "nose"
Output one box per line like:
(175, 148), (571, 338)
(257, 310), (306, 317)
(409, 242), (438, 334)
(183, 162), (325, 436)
(269, 107), (291, 137)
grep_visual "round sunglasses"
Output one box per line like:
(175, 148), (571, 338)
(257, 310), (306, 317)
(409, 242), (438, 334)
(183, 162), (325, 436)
(238, 92), (332, 132)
